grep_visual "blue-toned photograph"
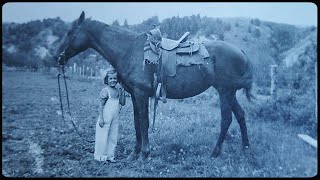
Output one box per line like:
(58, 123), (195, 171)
(2, 2), (317, 178)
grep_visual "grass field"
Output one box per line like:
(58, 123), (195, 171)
(2, 71), (317, 177)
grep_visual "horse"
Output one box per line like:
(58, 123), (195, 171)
(55, 11), (254, 161)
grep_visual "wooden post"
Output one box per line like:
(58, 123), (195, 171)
(270, 65), (278, 102)
(90, 68), (93, 78)
(100, 69), (105, 80)
(79, 67), (82, 77)
(73, 63), (77, 74)
(96, 66), (99, 78)
(82, 65), (85, 77)
(87, 66), (90, 78)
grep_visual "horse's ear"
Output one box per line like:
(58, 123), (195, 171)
(78, 11), (85, 25)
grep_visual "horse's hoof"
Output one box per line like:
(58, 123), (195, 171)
(138, 151), (150, 162)
(211, 148), (221, 158)
(242, 144), (250, 150)
(211, 152), (220, 158)
(126, 151), (139, 161)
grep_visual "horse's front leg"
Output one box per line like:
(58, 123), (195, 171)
(128, 90), (150, 161)
(127, 94), (142, 161)
(136, 93), (150, 161)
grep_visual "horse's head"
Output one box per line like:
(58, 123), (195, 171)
(55, 11), (91, 65)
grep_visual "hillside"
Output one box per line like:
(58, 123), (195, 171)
(282, 29), (316, 67)
(2, 16), (317, 86)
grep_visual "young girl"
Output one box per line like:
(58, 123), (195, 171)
(94, 67), (125, 163)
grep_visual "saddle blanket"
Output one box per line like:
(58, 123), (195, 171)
(143, 42), (210, 77)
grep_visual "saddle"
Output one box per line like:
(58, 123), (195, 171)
(161, 32), (190, 50)
(144, 34), (209, 76)
(143, 28), (209, 104)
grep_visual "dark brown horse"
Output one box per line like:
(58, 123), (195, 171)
(55, 12), (254, 160)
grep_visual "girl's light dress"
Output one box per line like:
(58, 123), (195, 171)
(94, 86), (120, 161)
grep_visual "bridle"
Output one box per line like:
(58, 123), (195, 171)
(58, 24), (84, 65)
(57, 25), (94, 143)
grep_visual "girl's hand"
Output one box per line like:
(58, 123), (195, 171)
(118, 86), (124, 93)
(99, 120), (105, 128)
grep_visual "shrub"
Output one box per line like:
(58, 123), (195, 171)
(224, 23), (231, 31)
(249, 89), (316, 132)
(248, 26), (252, 33)
(243, 36), (248, 42)
(251, 18), (261, 26)
(253, 28), (261, 38)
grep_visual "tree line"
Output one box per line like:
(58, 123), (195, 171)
(2, 14), (317, 90)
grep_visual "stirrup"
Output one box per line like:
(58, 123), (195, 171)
(156, 83), (167, 103)
(160, 86), (167, 103)
(156, 83), (161, 100)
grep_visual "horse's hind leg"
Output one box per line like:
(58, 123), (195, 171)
(212, 88), (234, 158)
(231, 95), (249, 149)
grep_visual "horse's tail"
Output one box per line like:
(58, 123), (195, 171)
(244, 83), (255, 102)
(241, 51), (256, 102)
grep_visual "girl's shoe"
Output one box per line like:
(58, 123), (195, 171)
(107, 158), (117, 163)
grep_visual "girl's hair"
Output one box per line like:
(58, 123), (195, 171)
(103, 67), (117, 85)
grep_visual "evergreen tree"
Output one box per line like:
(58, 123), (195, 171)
(112, 20), (120, 27)
(123, 19), (129, 28)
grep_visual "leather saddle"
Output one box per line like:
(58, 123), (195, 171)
(144, 32), (209, 77)
(146, 32), (200, 56)
(158, 32), (200, 55)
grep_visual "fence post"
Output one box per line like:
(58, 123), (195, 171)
(87, 66), (90, 78)
(73, 63), (77, 74)
(270, 65), (278, 102)
(82, 65), (85, 77)
(96, 66), (99, 78)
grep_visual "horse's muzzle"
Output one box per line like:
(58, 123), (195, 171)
(58, 52), (66, 65)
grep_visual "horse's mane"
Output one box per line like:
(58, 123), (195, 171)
(81, 18), (140, 38)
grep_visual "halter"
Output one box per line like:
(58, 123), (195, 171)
(58, 25), (83, 65)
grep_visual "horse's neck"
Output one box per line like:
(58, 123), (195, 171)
(85, 22), (149, 89)
(87, 24), (138, 68)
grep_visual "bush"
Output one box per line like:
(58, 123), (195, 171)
(249, 89), (316, 131)
(248, 26), (252, 33)
(218, 33), (225, 41)
(243, 36), (248, 42)
(253, 28), (261, 38)
(224, 23), (231, 31)
(251, 18), (261, 26)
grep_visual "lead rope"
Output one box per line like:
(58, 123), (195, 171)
(57, 65), (94, 143)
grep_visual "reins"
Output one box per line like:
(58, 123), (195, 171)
(57, 64), (94, 143)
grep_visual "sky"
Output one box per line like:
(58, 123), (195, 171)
(2, 2), (317, 27)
